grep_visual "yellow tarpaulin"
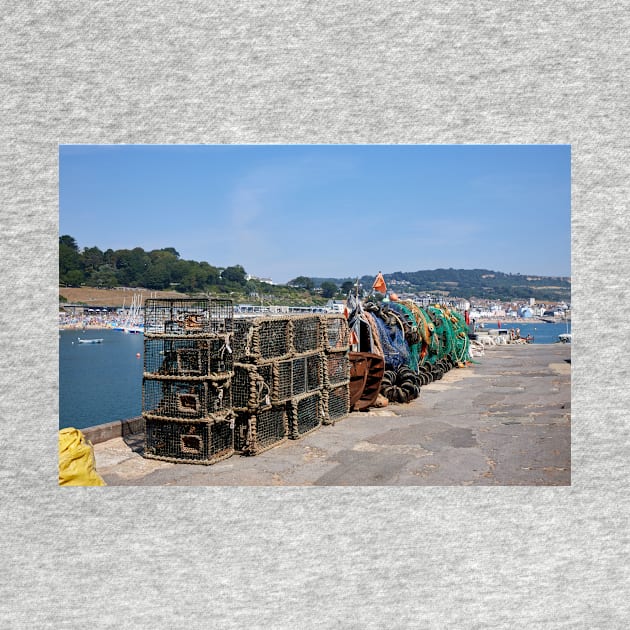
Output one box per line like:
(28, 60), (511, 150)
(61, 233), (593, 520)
(58, 427), (106, 486)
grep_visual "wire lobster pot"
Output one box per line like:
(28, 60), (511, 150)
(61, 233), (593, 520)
(142, 377), (232, 420)
(144, 298), (233, 335)
(232, 316), (293, 362)
(287, 391), (324, 439)
(144, 335), (233, 379)
(321, 314), (351, 353)
(324, 350), (350, 388)
(144, 416), (234, 465)
(273, 352), (323, 402)
(231, 362), (274, 411)
(140, 312), (352, 463)
(234, 406), (288, 455)
(322, 383), (351, 425)
(291, 315), (322, 354)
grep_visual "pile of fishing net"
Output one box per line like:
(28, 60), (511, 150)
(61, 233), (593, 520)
(355, 299), (471, 405)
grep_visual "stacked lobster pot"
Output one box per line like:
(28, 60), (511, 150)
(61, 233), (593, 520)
(321, 315), (352, 425)
(142, 298), (235, 465)
(231, 316), (293, 455)
(231, 314), (351, 455)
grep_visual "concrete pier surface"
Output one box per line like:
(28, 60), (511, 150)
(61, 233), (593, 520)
(93, 343), (570, 486)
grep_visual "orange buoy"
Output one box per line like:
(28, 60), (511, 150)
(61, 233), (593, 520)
(136, 353), (141, 358)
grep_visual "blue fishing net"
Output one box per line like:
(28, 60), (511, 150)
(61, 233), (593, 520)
(371, 312), (410, 370)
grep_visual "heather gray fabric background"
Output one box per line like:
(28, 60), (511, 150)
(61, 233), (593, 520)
(1, 1), (628, 627)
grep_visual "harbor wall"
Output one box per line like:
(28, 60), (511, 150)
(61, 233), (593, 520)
(82, 415), (144, 445)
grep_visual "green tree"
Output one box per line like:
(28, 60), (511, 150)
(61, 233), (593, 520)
(161, 247), (180, 258)
(81, 246), (104, 275)
(221, 265), (247, 285)
(59, 235), (83, 284)
(168, 259), (187, 284)
(114, 247), (150, 285)
(179, 263), (208, 292)
(59, 235), (79, 251)
(143, 263), (171, 289)
(245, 280), (259, 296)
(64, 269), (85, 286)
(320, 281), (338, 298)
(288, 276), (314, 290)
(341, 280), (355, 295)
(88, 265), (118, 288)
(199, 261), (221, 286)
(148, 249), (179, 265)
(103, 248), (117, 267)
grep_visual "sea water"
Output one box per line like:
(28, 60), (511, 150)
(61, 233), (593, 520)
(59, 328), (144, 430)
(480, 320), (571, 344)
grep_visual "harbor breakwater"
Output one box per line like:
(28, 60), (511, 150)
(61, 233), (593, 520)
(91, 342), (571, 486)
(60, 321), (570, 432)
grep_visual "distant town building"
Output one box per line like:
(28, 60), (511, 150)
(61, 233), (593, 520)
(326, 300), (346, 314)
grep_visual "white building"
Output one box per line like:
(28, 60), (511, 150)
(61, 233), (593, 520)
(326, 300), (346, 314)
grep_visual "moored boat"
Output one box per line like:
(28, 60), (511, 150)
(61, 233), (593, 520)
(123, 325), (144, 334)
(78, 338), (103, 344)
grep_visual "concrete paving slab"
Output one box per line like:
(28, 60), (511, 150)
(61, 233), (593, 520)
(92, 343), (571, 486)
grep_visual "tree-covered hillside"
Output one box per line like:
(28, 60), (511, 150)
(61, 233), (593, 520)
(58, 235), (332, 305)
(60, 235), (244, 293)
(357, 269), (571, 301)
(60, 236), (570, 302)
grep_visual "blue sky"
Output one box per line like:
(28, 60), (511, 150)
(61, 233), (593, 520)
(59, 144), (571, 283)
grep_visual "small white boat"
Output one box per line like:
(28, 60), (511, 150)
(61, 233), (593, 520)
(558, 333), (572, 344)
(78, 338), (104, 344)
(123, 326), (144, 334)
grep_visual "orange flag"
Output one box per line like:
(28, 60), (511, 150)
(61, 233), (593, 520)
(372, 271), (387, 294)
